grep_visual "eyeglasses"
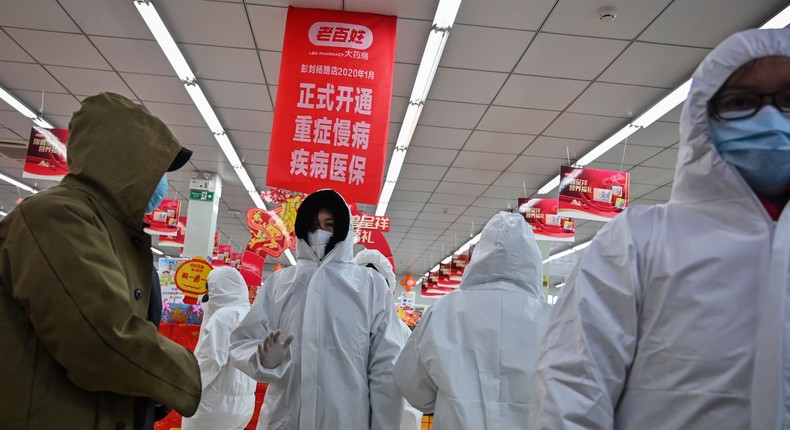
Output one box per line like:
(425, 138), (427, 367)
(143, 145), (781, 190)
(708, 89), (790, 120)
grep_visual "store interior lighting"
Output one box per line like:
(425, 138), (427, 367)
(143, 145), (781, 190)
(375, 0), (462, 217)
(537, 4), (790, 196)
(150, 247), (164, 255)
(134, 0), (296, 266)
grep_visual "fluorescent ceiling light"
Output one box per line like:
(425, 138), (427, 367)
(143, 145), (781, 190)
(542, 240), (592, 264)
(572, 241), (591, 252)
(410, 30), (449, 102)
(433, 0), (463, 28)
(135, 0), (296, 264)
(631, 80), (691, 128)
(151, 247), (164, 255)
(761, 3), (790, 28)
(375, 181), (397, 216)
(0, 85), (39, 120)
(555, 282), (565, 289)
(0, 172), (37, 194)
(0, 210), (7, 217)
(133, 1), (195, 81)
(395, 104), (423, 150)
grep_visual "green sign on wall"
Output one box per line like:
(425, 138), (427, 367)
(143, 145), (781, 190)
(190, 189), (215, 202)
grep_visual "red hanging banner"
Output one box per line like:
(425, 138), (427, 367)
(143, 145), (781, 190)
(266, 7), (397, 204)
(517, 198), (575, 242)
(557, 166), (630, 221)
(22, 127), (69, 181)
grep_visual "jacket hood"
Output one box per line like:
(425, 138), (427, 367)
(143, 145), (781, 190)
(62, 93), (190, 227)
(671, 29), (790, 204)
(353, 249), (396, 293)
(204, 267), (250, 318)
(460, 212), (543, 299)
(293, 189), (353, 263)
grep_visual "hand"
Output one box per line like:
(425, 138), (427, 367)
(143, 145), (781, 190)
(258, 330), (294, 369)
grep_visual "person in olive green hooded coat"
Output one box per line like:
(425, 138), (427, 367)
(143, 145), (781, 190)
(0, 93), (201, 429)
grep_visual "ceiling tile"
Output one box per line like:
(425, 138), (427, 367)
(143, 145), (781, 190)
(595, 143), (665, 166)
(641, 147), (679, 169)
(399, 163), (448, 180)
(515, 33), (628, 80)
(494, 75), (589, 111)
(91, 37), (173, 76)
(567, 82), (667, 119)
(237, 148), (268, 165)
(392, 189), (432, 202)
(387, 200), (426, 212)
(0, 0), (80, 33)
(599, 42), (710, 89)
(395, 178), (439, 192)
(452, 151), (517, 171)
(0, 30), (33, 63)
(12, 90), (79, 117)
(180, 44), (265, 84)
(429, 193), (476, 206)
(418, 100), (487, 129)
(478, 106), (558, 135)
(247, 5), (289, 51)
(344, 0), (436, 20)
(429, 68), (508, 104)
(158, 0), (254, 48)
(456, 0), (555, 30)
(485, 185), (526, 201)
(121, 73), (191, 105)
(422, 202), (467, 215)
(201, 80), (273, 111)
(417, 211), (459, 223)
(392, 62), (418, 98)
(443, 167), (499, 185)
(628, 121), (680, 148)
(434, 181), (488, 197)
(639, 0), (788, 48)
(508, 155), (566, 177)
(472, 196), (509, 209)
(404, 146), (457, 166)
(168, 125), (217, 148)
(216, 108), (273, 133)
(542, 113), (627, 141)
(441, 25), (534, 72)
(6, 29), (110, 69)
(492, 171), (551, 189)
(0, 61), (66, 93)
(394, 19), (433, 64)
(525, 136), (596, 160)
(542, 0), (673, 40)
(60, 0), (152, 38)
(143, 101), (205, 128)
(641, 186), (672, 202)
(465, 131), (534, 154)
(410, 126), (472, 150)
(628, 166), (676, 185)
(47, 66), (135, 99)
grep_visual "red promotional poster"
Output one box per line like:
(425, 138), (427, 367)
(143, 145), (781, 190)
(23, 127), (69, 180)
(159, 216), (187, 248)
(349, 203), (394, 270)
(144, 199), (181, 236)
(266, 7), (397, 204)
(517, 198), (575, 242)
(557, 166), (630, 221)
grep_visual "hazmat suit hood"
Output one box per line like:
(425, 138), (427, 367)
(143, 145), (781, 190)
(63, 92), (192, 228)
(293, 189), (353, 263)
(203, 267), (250, 320)
(353, 249), (397, 294)
(672, 28), (790, 205)
(460, 212), (543, 299)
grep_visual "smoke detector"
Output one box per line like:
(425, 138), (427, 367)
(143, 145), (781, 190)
(597, 6), (617, 22)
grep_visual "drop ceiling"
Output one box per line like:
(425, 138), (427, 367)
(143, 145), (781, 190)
(0, 0), (786, 282)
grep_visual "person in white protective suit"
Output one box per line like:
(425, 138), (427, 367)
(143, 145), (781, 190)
(393, 211), (552, 429)
(181, 266), (256, 430)
(353, 249), (423, 430)
(527, 28), (790, 430)
(229, 189), (404, 429)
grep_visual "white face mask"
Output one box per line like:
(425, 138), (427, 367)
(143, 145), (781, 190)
(307, 229), (333, 260)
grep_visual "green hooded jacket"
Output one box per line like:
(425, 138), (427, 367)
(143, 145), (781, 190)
(0, 93), (201, 429)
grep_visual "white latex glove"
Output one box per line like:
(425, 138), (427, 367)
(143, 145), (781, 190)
(258, 330), (295, 369)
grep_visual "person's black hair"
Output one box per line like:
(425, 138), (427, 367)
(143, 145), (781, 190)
(294, 189), (350, 257)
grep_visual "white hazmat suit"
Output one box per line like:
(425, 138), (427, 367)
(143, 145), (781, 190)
(353, 249), (423, 430)
(528, 29), (790, 430)
(230, 189), (404, 429)
(394, 212), (551, 429)
(181, 267), (256, 430)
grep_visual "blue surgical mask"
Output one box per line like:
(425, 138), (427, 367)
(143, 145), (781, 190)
(708, 106), (790, 195)
(146, 175), (168, 213)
